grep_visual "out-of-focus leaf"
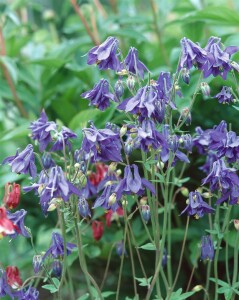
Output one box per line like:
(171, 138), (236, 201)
(109, 28), (147, 42)
(0, 123), (28, 142)
(0, 56), (18, 83)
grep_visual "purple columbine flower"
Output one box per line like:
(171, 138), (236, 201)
(2, 144), (37, 178)
(118, 85), (158, 121)
(116, 164), (155, 199)
(78, 197), (91, 218)
(93, 182), (120, 211)
(87, 36), (120, 71)
(199, 151), (218, 174)
(81, 79), (115, 111)
(124, 47), (149, 79)
(156, 72), (177, 109)
(180, 191), (215, 219)
(43, 232), (76, 260)
(116, 241), (127, 257)
(202, 36), (239, 79)
(81, 122), (122, 162)
(18, 286), (39, 300)
(52, 260), (62, 278)
(33, 255), (42, 274)
(179, 37), (207, 70)
(7, 209), (30, 238)
(214, 86), (234, 104)
(51, 126), (77, 152)
(29, 110), (57, 152)
(202, 159), (239, 205)
(0, 270), (14, 299)
(180, 134), (193, 153)
(201, 236), (214, 261)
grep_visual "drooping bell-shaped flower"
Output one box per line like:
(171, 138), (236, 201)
(124, 47), (149, 79)
(201, 235), (214, 261)
(3, 182), (20, 210)
(81, 79), (115, 111)
(214, 86), (234, 104)
(6, 266), (22, 289)
(92, 221), (104, 241)
(7, 209), (30, 238)
(78, 197), (91, 218)
(51, 126), (77, 152)
(87, 36), (120, 71)
(2, 144), (37, 178)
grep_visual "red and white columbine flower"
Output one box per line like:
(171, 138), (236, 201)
(0, 207), (16, 238)
(3, 182), (20, 210)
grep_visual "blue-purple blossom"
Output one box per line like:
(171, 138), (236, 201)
(81, 79), (116, 111)
(202, 37), (238, 79)
(18, 286), (39, 300)
(181, 134), (193, 153)
(29, 110), (57, 152)
(24, 167), (81, 215)
(2, 144), (37, 178)
(51, 126), (77, 152)
(116, 241), (127, 257)
(87, 36), (120, 71)
(0, 270), (14, 299)
(214, 86), (234, 104)
(33, 255), (42, 274)
(141, 204), (150, 223)
(7, 209), (30, 238)
(81, 122), (122, 162)
(93, 182), (120, 211)
(117, 85), (158, 121)
(202, 159), (239, 205)
(179, 37), (207, 70)
(78, 197), (91, 218)
(116, 164), (155, 199)
(124, 47), (149, 79)
(181, 68), (190, 84)
(114, 80), (124, 99)
(156, 72), (177, 109)
(201, 236), (214, 261)
(180, 191), (215, 219)
(43, 232), (76, 260)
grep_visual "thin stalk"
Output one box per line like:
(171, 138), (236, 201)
(67, 265), (75, 300)
(100, 243), (116, 290)
(169, 216), (190, 296)
(116, 211), (127, 300)
(231, 231), (239, 300)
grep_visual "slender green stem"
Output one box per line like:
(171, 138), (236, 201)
(100, 243), (116, 290)
(232, 231), (239, 300)
(116, 211), (127, 300)
(169, 216), (190, 296)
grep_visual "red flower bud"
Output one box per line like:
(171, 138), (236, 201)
(3, 183), (20, 209)
(6, 266), (22, 289)
(92, 221), (104, 241)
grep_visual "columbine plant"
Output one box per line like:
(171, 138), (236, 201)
(1, 35), (239, 300)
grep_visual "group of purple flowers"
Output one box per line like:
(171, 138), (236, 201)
(2, 34), (239, 297)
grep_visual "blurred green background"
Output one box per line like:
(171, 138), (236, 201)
(1, 0), (239, 299)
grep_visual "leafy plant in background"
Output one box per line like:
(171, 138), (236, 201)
(2, 0), (239, 300)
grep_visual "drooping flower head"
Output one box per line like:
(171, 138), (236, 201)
(180, 191), (215, 219)
(52, 260), (62, 278)
(43, 232), (76, 260)
(78, 197), (91, 218)
(42, 152), (55, 169)
(81, 79), (116, 111)
(3, 182), (20, 210)
(81, 122), (122, 162)
(214, 86), (234, 104)
(179, 37), (207, 70)
(29, 110), (57, 152)
(0, 207), (16, 237)
(201, 235), (214, 261)
(51, 126), (77, 152)
(7, 209), (30, 239)
(87, 36), (120, 71)
(124, 47), (149, 79)
(2, 144), (37, 178)
(0, 269), (14, 299)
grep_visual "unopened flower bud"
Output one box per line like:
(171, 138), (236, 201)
(122, 200), (128, 206)
(126, 75), (135, 90)
(108, 162), (117, 173)
(140, 197), (147, 206)
(201, 82), (210, 97)
(52, 260), (62, 278)
(130, 128), (138, 139)
(42, 152), (55, 169)
(114, 80), (124, 98)
(202, 192), (212, 198)
(74, 163), (80, 169)
(181, 68), (190, 84)
(43, 9), (55, 22)
(116, 241), (127, 257)
(116, 169), (122, 176)
(181, 187), (189, 197)
(181, 107), (192, 126)
(234, 219), (239, 231)
(79, 173), (87, 187)
(192, 285), (203, 292)
(33, 255), (42, 274)
(156, 161), (164, 169)
(120, 124), (127, 137)
(141, 205), (150, 223)
(231, 61), (239, 72)
(109, 193), (117, 205)
(78, 197), (91, 218)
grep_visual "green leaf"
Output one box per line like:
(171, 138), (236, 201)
(232, 105), (239, 111)
(77, 294), (90, 300)
(101, 291), (116, 298)
(138, 243), (156, 251)
(135, 276), (152, 287)
(42, 284), (58, 293)
(210, 278), (230, 287)
(109, 28), (147, 42)
(0, 123), (28, 142)
(52, 277), (60, 288)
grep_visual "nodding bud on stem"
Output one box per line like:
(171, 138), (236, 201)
(33, 255), (42, 274)
(140, 196), (147, 205)
(201, 82), (210, 97)
(141, 205), (150, 223)
(181, 187), (189, 197)
(234, 219), (239, 231)
(126, 75), (135, 90)
(120, 124), (127, 137)
(181, 68), (190, 84)
(181, 107), (192, 126)
(108, 162), (117, 173)
(114, 80), (124, 98)
(108, 193), (117, 205)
